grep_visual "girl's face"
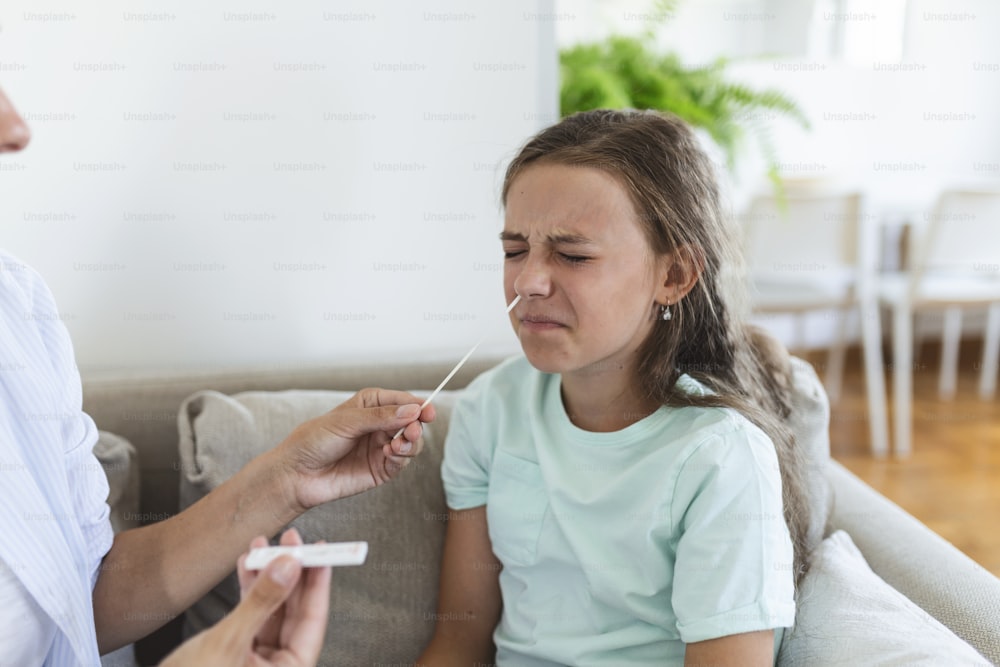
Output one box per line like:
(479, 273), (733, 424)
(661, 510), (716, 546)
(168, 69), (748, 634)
(502, 163), (667, 378)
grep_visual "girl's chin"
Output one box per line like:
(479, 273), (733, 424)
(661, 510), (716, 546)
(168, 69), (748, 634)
(520, 339), (634, 377)
(519, 342), (573, 375)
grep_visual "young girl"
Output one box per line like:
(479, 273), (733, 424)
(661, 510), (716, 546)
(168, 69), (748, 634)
(418, 109), (810, 666)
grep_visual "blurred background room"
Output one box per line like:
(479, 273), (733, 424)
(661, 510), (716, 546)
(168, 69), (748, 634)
(1, 0), (997, 574)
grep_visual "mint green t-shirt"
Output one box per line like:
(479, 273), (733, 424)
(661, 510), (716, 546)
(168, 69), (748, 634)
(441, 356), (795, 666)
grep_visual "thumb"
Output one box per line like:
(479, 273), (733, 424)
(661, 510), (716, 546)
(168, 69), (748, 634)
(329, 403), (421, 437)
(219, 555), (301, 645)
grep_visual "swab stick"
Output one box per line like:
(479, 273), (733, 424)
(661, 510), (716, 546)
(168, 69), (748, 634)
(392, 294), (521, 441)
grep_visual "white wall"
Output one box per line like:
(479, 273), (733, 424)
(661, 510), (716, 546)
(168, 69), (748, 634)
(0, 0), (558, 372)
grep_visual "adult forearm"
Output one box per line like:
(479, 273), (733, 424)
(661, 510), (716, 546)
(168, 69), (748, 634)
(92, 448), (299, 653)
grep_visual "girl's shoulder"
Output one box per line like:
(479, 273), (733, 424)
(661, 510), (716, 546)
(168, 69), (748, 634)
(665, 412), (780, 498)
(658, 383), (777, 471)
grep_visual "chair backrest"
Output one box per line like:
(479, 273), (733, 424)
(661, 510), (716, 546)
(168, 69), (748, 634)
(913, 189), (1000, 280)
(740, 190), (866, 281)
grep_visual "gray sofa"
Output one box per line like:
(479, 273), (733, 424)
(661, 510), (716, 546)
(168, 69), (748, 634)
(82, 357), (1000, 666)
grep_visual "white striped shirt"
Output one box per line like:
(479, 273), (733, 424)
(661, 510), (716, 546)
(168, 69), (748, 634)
(0, 250), (113, 666)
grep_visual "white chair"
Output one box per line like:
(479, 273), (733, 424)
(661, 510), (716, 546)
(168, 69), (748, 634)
(874, 189), (1000, 457)
(741, 187), (890, 457)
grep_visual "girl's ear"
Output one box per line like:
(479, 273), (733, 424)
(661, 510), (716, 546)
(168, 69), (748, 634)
(657, 244), (704, 305)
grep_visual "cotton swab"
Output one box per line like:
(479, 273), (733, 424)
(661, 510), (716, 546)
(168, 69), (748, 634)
(392, 294), (521, 441)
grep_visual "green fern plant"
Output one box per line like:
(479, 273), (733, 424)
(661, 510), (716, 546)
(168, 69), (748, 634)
(559, 5), (809, 188)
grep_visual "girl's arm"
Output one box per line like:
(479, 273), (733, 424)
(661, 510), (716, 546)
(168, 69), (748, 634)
(417, 506), (502, 666)
(685, 630), (774, 666)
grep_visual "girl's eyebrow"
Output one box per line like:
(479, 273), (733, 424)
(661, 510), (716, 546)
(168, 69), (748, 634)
(499, 231), (594, 246)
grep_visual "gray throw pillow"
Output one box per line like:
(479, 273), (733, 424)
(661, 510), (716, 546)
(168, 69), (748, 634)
(787, 357), (833, 552)
(777, 530), (988, 666)
(94, 429), (141, 533)
(178, 389), (458, 667)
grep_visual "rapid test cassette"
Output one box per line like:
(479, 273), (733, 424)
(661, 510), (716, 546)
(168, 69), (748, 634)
(245, 541), (369, 569)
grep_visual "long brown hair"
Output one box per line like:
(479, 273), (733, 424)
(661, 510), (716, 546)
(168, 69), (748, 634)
(502, 109), (811, 586)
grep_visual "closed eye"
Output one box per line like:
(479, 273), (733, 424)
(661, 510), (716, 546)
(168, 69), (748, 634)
(504, 250), (526, 259)
(560, 253), (591, 264)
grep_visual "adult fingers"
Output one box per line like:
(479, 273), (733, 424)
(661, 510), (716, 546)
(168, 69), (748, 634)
(283, 544), (332, 664)
(237, 535), (270, 596)
(345, 388), (437, 430)
(279, 527), (303, 546)
(321, 401), (423, 442)
(256, 528), (304, 648)
(218, 555), (302, 649)
(352, 388), (429, 413)
(385, 428), (425, 459)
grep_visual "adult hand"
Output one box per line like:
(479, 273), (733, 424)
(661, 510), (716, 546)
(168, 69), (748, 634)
(160, 528), (331, 667)
(276, 388), (436, 511)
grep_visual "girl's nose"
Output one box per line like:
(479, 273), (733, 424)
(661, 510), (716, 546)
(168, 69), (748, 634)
(0, 89), (32, 153)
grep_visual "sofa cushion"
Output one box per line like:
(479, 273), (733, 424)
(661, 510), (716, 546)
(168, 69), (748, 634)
(787, 357), (832, 552)
(178, 389), (459, 667)
(777, 530), (988, 666)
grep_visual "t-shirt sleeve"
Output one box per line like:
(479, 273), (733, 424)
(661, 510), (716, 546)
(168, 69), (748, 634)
(440, 376), (493, 510)
(669, 422), (796, 644)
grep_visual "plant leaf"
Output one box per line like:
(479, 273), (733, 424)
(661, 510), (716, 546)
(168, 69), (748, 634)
(558, 12), (810, 185)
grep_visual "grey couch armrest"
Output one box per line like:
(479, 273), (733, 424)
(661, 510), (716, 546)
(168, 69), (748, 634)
(826, 461), (1000, 664)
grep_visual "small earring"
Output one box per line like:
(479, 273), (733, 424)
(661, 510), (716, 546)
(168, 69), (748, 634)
(661, 303), (672, 321)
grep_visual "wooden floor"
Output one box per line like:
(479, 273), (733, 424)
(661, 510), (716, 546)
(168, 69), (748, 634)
(800, 341), (1000, 577)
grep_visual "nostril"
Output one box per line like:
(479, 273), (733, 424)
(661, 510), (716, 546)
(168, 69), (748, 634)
(2, 124), (31, 152)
